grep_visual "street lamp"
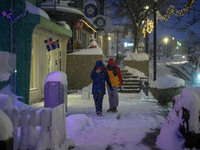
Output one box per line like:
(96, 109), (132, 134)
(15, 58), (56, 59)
(163, 37), (169, 45)
(153, 0), (157, 81)
(144, 5), (149, 54)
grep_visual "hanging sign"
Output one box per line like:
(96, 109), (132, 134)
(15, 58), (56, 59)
(84, 4), (97, 18)
(94, 17), (106, 28)
(74, 21), (83, 30)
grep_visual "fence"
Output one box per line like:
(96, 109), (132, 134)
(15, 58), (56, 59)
(2, 103), (66, 150)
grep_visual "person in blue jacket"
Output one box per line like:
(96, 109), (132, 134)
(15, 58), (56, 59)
(90, 60), (113, 116)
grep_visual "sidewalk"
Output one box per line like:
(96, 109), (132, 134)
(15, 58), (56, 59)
(32, 90), (170, 150)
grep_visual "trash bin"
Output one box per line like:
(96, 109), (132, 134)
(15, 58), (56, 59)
(44, 81), (64, 108)
(44, 71), (68, 111)
(140, 77), (149, 96)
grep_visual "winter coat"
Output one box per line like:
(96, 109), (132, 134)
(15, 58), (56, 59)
(91, 61), (113, 94)
(106, 58), (123, 87)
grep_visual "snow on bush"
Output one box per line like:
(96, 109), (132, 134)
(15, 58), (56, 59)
(151, 74), (185, 89)
(156, 87), (200, 150)
(66, 114), (94, 138)
(0, 51), (16, 81)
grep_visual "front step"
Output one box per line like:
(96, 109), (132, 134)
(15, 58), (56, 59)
(119, 67), (149, 94)
(123, 86), (140, 89)
(123, 76), (138, 79)
(118, 89), (141, 93)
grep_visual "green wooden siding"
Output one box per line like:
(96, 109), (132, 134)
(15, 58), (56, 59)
(0, 0), (72, 104)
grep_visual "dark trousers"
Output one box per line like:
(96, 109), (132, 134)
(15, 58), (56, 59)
(93, 93), (104, 113)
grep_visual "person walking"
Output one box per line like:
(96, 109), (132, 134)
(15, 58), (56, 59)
(106, 58), (123, 112)
(90, 60), (113, 116)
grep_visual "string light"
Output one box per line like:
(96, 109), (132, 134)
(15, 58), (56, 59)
(157, 0), (195, 21)
(142, 18), (154, 37)
(82, 20), (97, 32)
(143, 0), (195, 37)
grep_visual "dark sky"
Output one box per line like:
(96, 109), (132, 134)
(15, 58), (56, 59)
(150, 1), (200, 42)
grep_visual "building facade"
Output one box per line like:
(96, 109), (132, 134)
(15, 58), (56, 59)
(0, 0), (72, 104)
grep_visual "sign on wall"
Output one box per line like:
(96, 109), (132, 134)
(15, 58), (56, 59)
(44, 38), (60, 51)
(74, 21), (83, 30)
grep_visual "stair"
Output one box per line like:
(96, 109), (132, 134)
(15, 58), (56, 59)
(119, 68), (141, 93)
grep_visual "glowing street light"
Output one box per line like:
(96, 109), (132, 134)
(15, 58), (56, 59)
(163, 37), (169, 44)
(144, 6), (149, 10)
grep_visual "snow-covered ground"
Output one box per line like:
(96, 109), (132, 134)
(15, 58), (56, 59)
(32, 57), (189, 150)
(0, 54), (198, 150)
(33, 88), (168, 150)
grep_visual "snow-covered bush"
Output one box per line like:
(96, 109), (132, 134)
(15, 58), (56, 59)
(157, 87), (200, 150)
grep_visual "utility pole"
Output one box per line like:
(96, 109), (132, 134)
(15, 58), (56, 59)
(145, 23), (149, 54)
(153, 1), (157, 81)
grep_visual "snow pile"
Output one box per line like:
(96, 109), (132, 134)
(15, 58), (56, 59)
(57, 21), (71, 31)
(0, 110), (13, 140)
(71, 47), (103, 55)
(26, 1), (50, 20)
(157, 87), (200, 150)
(125, 66), (146, 77)
(151, 74), (185, 89)
(0, 51), (16, 81)
(0, 85), (32, 111)
(124, 51), (149, 61)
(66, 114), (94, 138)
(45, 71), (68, 85)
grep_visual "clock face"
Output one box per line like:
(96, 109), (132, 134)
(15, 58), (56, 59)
(84, 4), (97, 18)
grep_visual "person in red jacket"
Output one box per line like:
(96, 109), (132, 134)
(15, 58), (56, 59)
(106, 58), (123, 112)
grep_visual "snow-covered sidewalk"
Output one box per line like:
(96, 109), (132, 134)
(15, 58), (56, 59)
(32, 91), (169, 150)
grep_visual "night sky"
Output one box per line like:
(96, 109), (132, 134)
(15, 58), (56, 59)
(149, 1), (200, 42)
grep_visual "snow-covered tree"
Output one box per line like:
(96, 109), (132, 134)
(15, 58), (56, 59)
(109, 0), (177, 53)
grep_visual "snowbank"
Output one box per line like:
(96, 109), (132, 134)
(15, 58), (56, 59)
(151, 74), (185, 89)
(157, 87), (200, 150)
(125, 66), (146, 77)
(26, 1), (50, 20)
(124, 51), (149, 61)
(0, 51), (16, 81)
(45, 71), (68, 85)
(66, 114), (94, 138)
(0, 85), (32, 111)
(57, 21), (71, 31)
